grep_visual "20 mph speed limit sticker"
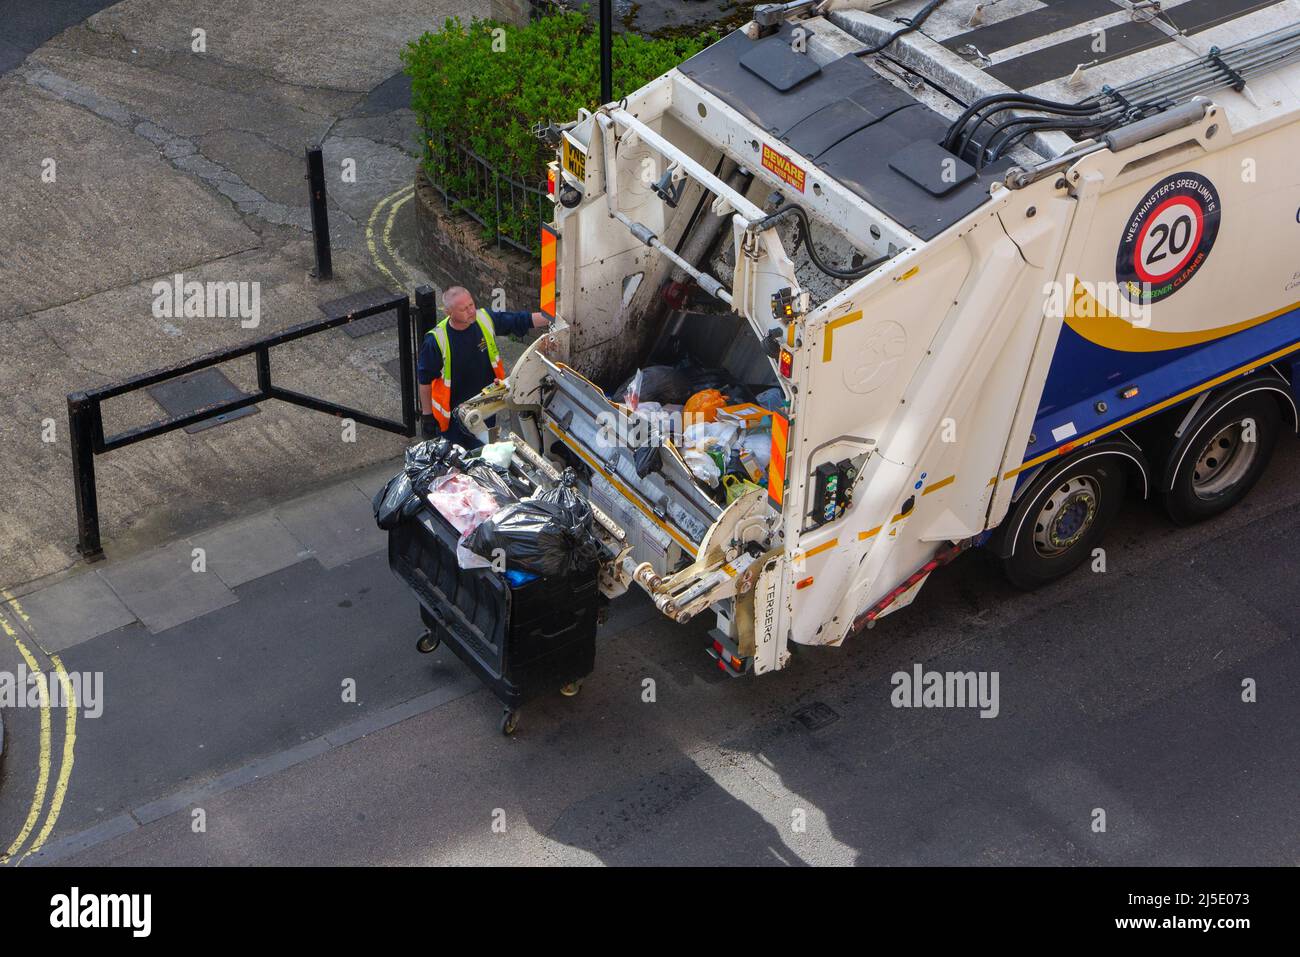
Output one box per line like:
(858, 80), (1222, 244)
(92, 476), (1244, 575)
(1116, 172), (1221, 305)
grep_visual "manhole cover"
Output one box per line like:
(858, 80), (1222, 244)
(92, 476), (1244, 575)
(382, 357), (413, 383)
(321, 287), (400, 339)
(792, 701), (840, 731)
(145, 368), (259, 434)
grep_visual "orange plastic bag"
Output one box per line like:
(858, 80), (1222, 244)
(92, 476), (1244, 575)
(684, 388), (726, 424)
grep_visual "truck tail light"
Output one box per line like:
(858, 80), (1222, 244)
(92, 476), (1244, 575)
(708, 635), (749, 677)
(779, 349), (793, 378)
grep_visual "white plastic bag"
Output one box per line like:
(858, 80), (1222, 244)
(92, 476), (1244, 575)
(479, 440), (515, 470)
(735, 429), (773, 469)
(683, 421), (740, 452)
(684, 449), (721, 487)
(628, 401), (679, 445)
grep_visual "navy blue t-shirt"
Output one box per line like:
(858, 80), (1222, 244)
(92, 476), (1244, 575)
(417, 310), (534, 412)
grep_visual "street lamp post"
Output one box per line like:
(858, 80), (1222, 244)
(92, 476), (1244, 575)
(600, 0), (613, 104)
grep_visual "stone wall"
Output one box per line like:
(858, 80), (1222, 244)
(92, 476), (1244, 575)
(489, 0), (532, 26)
(412, 168), (542, 315)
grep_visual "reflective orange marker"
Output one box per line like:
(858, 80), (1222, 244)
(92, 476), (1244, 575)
(540, 224), (558, 319)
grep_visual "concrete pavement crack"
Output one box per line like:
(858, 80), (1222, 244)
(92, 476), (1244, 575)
(1, 245), (262, 327)
(18, 65), (347, 236)
(30, 322), (114, 382)
(73, 20), (368, 101)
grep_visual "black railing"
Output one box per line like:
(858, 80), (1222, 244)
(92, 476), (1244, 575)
(67, 293), (418, 561)
(424, 132), (553, 256)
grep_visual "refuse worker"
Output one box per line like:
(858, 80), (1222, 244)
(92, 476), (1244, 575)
(417, 286), (550, 448)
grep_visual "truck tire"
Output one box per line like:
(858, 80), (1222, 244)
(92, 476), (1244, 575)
(1160, 393), (1279, 526)
(999, 456), (1127, 590)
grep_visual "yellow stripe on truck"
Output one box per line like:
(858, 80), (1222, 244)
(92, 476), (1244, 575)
(922, 474), (955, 495)
(1005, 335), (1300, 480)
(822, 310), (864, 363)
(545, 422), (699, 557)
(793, 538), (838, 562)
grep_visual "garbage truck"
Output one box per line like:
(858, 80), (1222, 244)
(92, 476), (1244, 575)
(388, 0), (1300, 712)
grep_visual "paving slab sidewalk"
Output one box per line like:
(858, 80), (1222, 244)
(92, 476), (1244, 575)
(12, 457), (403, 652)
(0, 0), (490, 592)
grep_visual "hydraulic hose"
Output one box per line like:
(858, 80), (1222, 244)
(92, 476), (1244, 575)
(853, 0), (949, 58)
(980, 112), (1124, 167)
(751, 204), (891, 281)
(944, 92), (1104, 154)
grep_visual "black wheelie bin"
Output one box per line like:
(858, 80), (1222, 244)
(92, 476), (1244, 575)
(385, 491), (602, 735)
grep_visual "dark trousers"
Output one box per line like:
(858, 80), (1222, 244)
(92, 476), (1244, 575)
(440, 416), (484, 451)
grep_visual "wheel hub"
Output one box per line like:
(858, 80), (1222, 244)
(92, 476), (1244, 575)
(1191, 420), (1257, 499)
(1032, 476), (1099, 558)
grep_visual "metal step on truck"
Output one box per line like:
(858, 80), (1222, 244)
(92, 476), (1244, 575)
(393, 0), (1300, 711)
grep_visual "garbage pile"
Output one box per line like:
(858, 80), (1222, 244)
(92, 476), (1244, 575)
(616, 361), (786, 505)
(373, 440), (600, 584)
(469, 470), (599, 578)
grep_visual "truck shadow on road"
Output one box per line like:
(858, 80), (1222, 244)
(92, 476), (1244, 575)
(527, 464), (1300, 865)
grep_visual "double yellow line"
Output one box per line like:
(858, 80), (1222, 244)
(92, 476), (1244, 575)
(366, 183), (422, 291)
(0, 591), (76, 865)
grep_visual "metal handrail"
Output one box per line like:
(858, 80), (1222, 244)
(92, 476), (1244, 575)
(67, 293), (418, 560)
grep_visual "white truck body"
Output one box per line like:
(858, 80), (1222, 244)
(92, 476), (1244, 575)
(462, 0), (1300, 677)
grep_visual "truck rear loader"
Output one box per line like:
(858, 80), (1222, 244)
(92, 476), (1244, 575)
(399, 0), (1300, 713)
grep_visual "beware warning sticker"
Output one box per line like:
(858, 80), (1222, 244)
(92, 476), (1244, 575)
(1116, 171), (1220, 305)
(761, 143), (806, 193)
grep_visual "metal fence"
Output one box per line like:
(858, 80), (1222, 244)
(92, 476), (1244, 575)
(527, 0), (565, 19)
(424, 132), (553, 257)
(67, 293), (418, 561)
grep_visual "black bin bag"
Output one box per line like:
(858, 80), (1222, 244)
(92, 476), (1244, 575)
(465, 460), (525, 506)
(375, 438), (456, 529)
(468, 472), (598, 578)
(532, 468), (592, 529)
(404, 438), (453, 476)
(373, 472), (419, 530)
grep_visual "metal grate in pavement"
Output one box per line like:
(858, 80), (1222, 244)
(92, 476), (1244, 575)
(145, 367), (259, 434)
(792, 701), (841, 731)
(320, 286), (399, 338)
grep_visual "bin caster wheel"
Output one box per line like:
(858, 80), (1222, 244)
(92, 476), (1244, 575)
(416, 630), (440, 654)
(500, 709), (520, 736)
(560, 680), (582, 697)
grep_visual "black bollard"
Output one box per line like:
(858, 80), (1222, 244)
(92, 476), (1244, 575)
(305, 145), (333, 280)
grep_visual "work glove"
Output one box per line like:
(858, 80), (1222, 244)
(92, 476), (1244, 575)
(420, 414), (437, 439)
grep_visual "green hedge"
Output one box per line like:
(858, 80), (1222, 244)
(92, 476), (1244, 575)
(403, 11), (715, 253)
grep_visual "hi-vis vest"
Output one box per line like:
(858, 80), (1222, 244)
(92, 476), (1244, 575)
(427, 308), (506, 431)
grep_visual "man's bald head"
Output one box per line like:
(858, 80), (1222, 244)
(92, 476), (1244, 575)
(444, 286), (477, 329)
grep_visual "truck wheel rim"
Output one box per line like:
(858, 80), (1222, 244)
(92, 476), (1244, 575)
(1191, 421), (1256, 499)
(1032, 476), (1098, 558)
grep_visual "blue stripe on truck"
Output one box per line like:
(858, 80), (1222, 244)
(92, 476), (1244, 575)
(1025, 302), (1300, 469)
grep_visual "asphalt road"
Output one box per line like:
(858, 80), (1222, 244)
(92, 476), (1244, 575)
(1, 439), (1295, 865)
(0, 1), (119, 74)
